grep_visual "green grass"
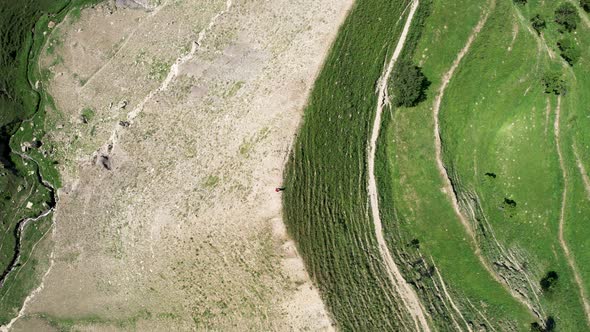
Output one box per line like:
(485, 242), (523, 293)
(283, 0), (429, 329)
(436, 0), (587, 327)
(36, 309), (154, 331)
(546, 0), (590, 326)
(377, 0), (542, 329)
(0, 213), (53, 324)
(376, 0), (590, 329)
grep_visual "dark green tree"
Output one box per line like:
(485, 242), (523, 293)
(390, 61), (429, 107)
(531, 316), (556, 332)
(557, 36), (581, 65)
(542, 71), (567, 95)
(540, 271), (559, 291)
(581, 0), (590, 12)
(531, 14), (547, 34)
(555, 2), (580, 32)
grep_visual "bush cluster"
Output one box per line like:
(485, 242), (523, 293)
(531, 14), (546, 34)
(555, 2), (580, 32)
(542, 71), (567, 95)
(558, 36), (581, 65)
(540, 271), (559, 291)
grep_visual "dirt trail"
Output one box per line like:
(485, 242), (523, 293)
(573, 144), (590, 201)
(554, 97), (590, 326)
(432, 260), (472, 332)
(431, 0), (542, 318)
(545, 97), (551, 136)
(432, 1), (493, 241)
(367, 1), (430, 330)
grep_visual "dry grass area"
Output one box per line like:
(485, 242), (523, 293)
(10, 0), (353, 329)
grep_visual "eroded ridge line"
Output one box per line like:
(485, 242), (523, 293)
(554, 97), (590, 326)
(367, 1), (430, 331)
(97, 0), (233, 156)
(431, 0), (541, 318)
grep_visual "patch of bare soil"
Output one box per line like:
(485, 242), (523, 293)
(11, 0), (353, 330)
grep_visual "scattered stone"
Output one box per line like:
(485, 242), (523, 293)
(21, 142), (32, 152)
(26, 202), (33, 209)
(98, 155), (112, 170)
(48, 21), (56, 29)
(118, 100), (128, 109)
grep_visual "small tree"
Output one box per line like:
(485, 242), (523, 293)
(542, 71), (567, 95)
(557, 36), (581, 65)
(540, 271), (559, 291)
(581, 0), (590, 12)
(514, 0), (527, 4)
(531, 316), (556, 332)
(531, 14), (547, 34)
(555, 2), (580, 32)
(390, 61), (429, 108)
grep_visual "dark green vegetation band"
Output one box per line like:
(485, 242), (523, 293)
(0, 0), (101, 324)
(283, 0), (417, 329)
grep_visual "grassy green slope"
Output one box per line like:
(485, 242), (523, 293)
(378, 0), (537, 330)
(543, 0), (590, 327)
(437, 0), (587, 327)
(282, 0), (426, 330)
(393, 0), (590, 329)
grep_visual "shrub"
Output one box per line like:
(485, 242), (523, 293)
(581, 0), (590, 12)
(542, 71), (567, 95)
(557, 36), (581, 65)
(540, 271), (559, 291)
(531, 14), (547, 34)
(514, 0), (527, 4)
(80, 107), (95, 123)
(531, 316), (556, 332)
(555, 2), (580, 32)
(390, 61), (429, 107)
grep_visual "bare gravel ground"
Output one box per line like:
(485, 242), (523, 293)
(10, 0), (353, 330)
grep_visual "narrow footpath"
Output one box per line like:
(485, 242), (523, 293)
(367, 1), (431, 330)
